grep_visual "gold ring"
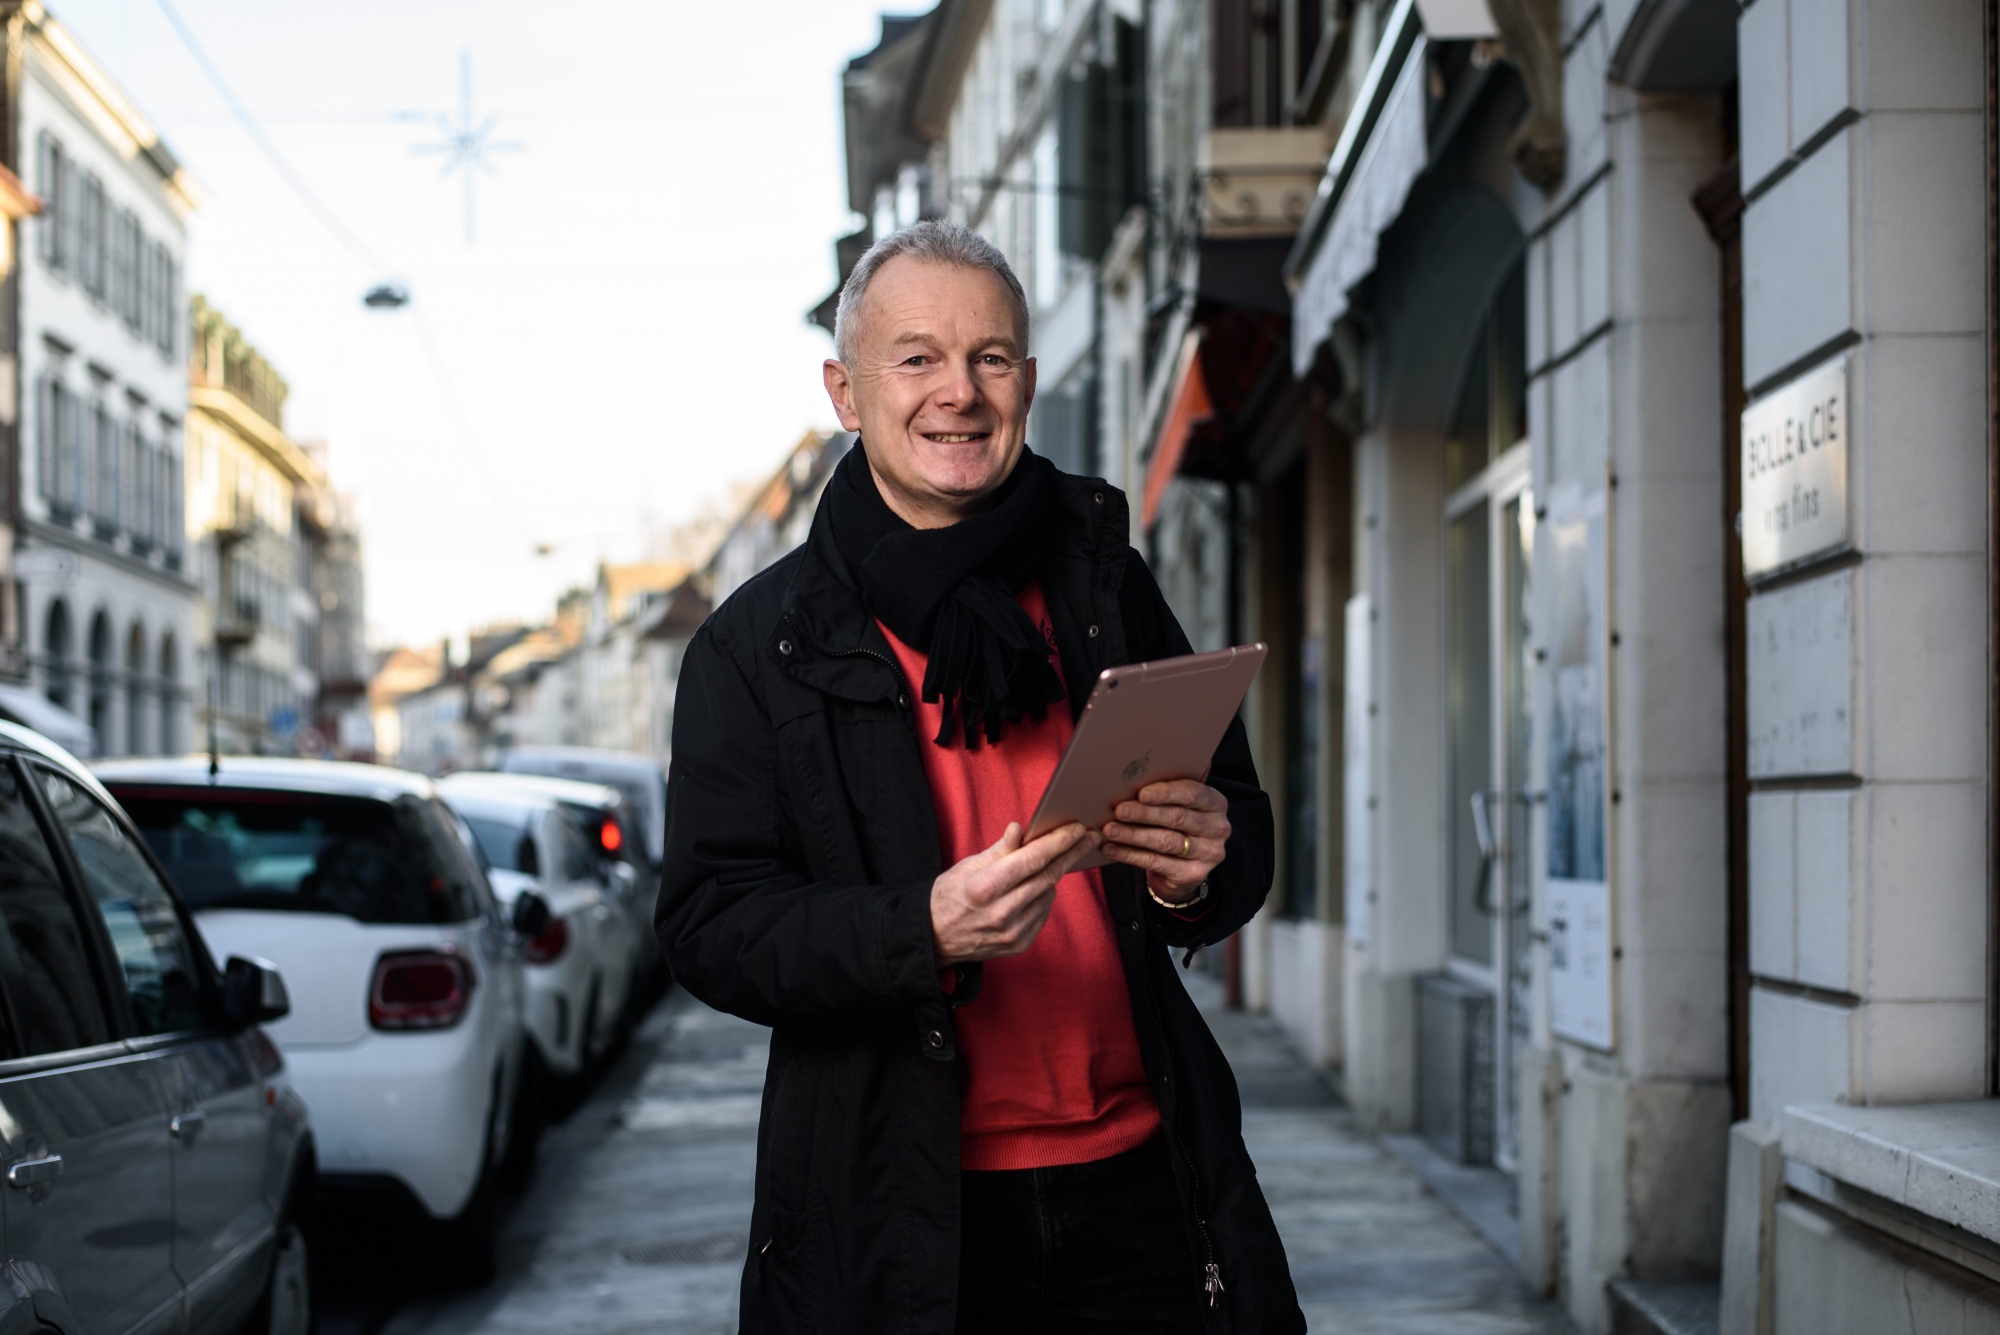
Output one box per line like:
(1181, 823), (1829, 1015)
(1181, 833), (1192, 859)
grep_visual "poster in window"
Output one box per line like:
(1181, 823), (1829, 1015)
(1542, 487), (1612, 1050)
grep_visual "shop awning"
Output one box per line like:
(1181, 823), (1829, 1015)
(1142, 335), (1215, 529)
(1288, 3), (1429, 376)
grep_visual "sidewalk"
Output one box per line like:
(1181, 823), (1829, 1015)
(1200, 970), (1574, 1333)
(399, 970), (1573, 1335)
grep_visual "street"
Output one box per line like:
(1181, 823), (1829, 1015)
(335, 974), (1574, 1335)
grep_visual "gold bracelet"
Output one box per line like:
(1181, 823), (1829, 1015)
(1147, 879), (1210, 911)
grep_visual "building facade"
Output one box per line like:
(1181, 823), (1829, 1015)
(835, 0), (2000, 1331)
(186, 296), (325, 756)
(296, 453), (371, 757)
(15, 3), (195, 757)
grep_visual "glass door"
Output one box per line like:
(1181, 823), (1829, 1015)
(1445, 449), (1533, 1169)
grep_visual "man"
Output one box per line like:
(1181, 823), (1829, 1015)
(658, 220), (1302, 1335)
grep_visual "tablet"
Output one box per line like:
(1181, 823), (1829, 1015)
(1026, 643), (1267, 869)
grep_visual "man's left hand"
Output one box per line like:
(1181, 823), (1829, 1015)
(1101, 780), (1231, 905)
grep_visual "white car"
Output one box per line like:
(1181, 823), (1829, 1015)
(435, 771), (652, 1032)
(97, 758), (542, 1282)
(436, 780), (626, 1083)
(498, 749), (667, 986)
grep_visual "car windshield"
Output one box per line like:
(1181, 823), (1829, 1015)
(112, 787), (482, 925)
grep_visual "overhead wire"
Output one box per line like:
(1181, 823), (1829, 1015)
(150, 0), (543, 544)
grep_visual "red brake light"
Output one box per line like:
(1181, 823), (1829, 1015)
(599, 818), (622, 853)
(369, 949), (475, 1031)
(524, 918), (569, 965)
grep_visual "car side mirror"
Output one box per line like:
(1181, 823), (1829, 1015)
(511, 890), (553, 939)
(223, 956), (291, 1028)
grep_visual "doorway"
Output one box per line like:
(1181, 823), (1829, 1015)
(1420, 262), (1533, 1168)
(1444, 447), (1534, 1168)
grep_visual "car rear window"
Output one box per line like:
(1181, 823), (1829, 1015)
(463, 814), (539, 875)
(110, 788), (483, 925)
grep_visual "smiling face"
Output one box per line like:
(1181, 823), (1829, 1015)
(823, 255), (1036, 529)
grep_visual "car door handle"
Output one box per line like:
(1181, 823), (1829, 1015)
(6, 1154), (62, 1188)
(170, 1110), (206, 1140)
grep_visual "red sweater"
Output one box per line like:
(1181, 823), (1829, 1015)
(881, 582), (1163, 1171)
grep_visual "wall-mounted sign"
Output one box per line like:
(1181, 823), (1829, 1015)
(1542, 487), (1613, 1050)
(1741, 355), (1849, 579)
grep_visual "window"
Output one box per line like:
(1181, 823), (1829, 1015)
(112, 209), (140, 332)
(37, 376), (84, 515)
(0, 760), (111, 1055)
(37, 768), (209, 1036)
(116, 789), (483, 925)
(150, 243), (179, 359)
(90, 399), (119, 531)
(36, 132), (68, 274)
(162, 438), (184, 562)
(79, 170), (106, 301)
(38, 379), (86, 516)
(131, 425), (156, 549)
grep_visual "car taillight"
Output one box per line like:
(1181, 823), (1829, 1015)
(369, 949), (475, 1031)
(524, 918), (569, 965)
(599, 818), (622, 853)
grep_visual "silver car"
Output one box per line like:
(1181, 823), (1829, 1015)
(0, 722), (309, 1335)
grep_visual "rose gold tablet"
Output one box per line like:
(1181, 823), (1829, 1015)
(1026, 643), (1267, 869)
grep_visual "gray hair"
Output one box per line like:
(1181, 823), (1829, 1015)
(832, 220), (1030, 365)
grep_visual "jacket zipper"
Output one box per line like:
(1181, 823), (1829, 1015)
(1140, 912), (1226, 1313)
(784, 616), (915, 707)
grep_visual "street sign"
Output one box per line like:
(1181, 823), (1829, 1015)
(1742, 355), (1849, 579)
(14, 549), (78, 581)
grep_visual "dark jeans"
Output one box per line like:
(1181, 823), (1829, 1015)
(957, 1136), (1207, 1334)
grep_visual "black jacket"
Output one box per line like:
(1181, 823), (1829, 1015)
(657, 466), (1303, 1335)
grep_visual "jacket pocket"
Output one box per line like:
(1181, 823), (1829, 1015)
(748, 1204), (820, 1335)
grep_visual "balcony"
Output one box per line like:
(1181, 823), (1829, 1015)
(214, 598), (261, 648)
(1200, 128), (1328, 239)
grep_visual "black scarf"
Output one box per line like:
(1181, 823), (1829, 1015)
(827, 442), (1066, 748)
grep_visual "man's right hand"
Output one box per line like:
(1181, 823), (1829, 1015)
(931, 821), (1099, 966)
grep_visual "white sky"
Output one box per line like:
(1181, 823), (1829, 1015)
(50, 0), (898, 647)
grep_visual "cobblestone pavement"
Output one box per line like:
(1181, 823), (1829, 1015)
(386, 972), (1573, 1335)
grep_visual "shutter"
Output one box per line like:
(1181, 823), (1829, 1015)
(36, 134), (54, 268)
(128, 215), (141, 330)
(123, 418), (136, 533)
(166, 443), (183, 556)
(65, 388), (82, 512)
(162, 253), (180, 357)
(80, 174), (98, 297)
(102, 406), (119, 527)
(83, 402), (97, 520)
(60, 155), (78, 278)
(34, 375), (49, 501)
(135, 433), (152, 547)
(135, 237), (151, 345)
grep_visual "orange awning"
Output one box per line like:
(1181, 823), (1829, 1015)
(1141, 336), (1214, 529)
